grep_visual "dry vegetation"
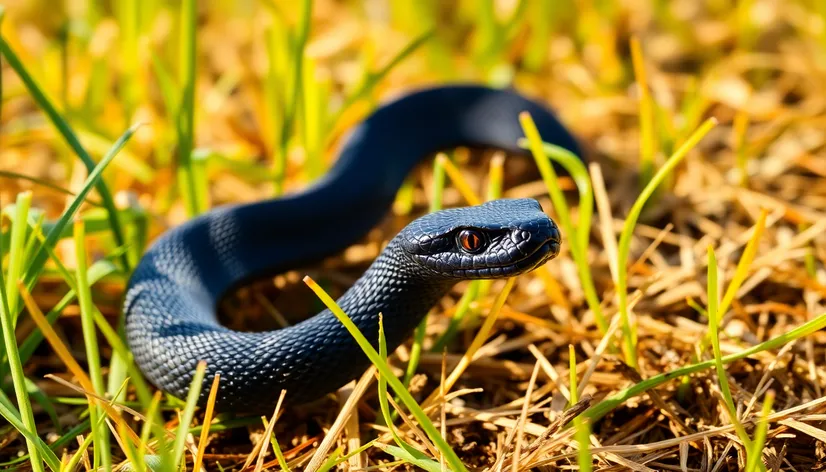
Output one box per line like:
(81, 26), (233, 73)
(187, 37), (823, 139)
(2, 0), (826, 470)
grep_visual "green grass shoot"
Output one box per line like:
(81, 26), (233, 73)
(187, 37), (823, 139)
(569, 345), (593, 472)
(584, 307), (826, 422)
(614, 117), (718, 369)
(74, 218), (112, 470)
(518, 113), (607, 333)
(304, 275), (468, 472)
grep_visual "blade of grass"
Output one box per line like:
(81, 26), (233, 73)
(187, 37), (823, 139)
(707, 245), (752, 450)
(569, 345), (592, 472)
(64, 409), (109, 472)
(378, 444), (444, 472)
(746, 391), (774, 472)
(274, 0), (312, 195)
(378, 314), (442, 470)
(137, 392), (165, 472)
(0, 193), (45, 472)
(630, 36), (657, 187)
(18, 259), (117, 366)
(254, 390), (287, 472)
(329, 28), (434, 133)
(317, 440), (377, 472)
(23, 123), (142, 291)
(435, 154), (481, 206)
(6, 192), (31, 323)
(176, 0), (201, 216)
(300, 56), (330, 181)
(518, 115), (607, 333)
(614, 117), (718, 369)
(192, 374), (221, 472)
(0, 396), (61, 471)
(266, 422), (291, 472)
(694, 208), (768, 359)
(719, 208), (768, 318)
(303, 276), (468, 472)
(172, 360), (207, 469)
(0, 33), (130, 271)
(584, 308), (826, 422)
(74, 218), (112, 470)
(423, 277), (516, 409)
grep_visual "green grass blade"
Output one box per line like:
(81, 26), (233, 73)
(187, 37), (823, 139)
(5, 192), (30, 324)
(18, 260), (117, 366)
(172, 360), (207, 468)
(22, 123), (142, 290)
(518, 115), (607, 333)
(176, 0), (202, 217)
(24, 377), (62, 434)
(614, 117), (718, 368)
(0, 34), (130, 272)
(379, 444), (444, 472)
(0, 398), (61, 471)
(746, 391), (773, 472)
(0, 193), (45, 472)
(569, 345), (592, 472)
(329, 28), (434, 132)
(274, 0), (313, 195)
(584, 308), (826, 423)
(378, 314), (436, 466)
(430, 282), (479, 353)
(304, 276), (468, 472)
(708, 246), (751, 449)
(74, 219), (112, 470)
(63, 411), (107, 472)
(317, 440), (378, 472)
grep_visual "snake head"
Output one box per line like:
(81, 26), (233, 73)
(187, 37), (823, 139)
(398, 198), (561, 279)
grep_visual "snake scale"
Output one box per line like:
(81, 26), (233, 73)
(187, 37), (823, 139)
(123, 84), (583, 412)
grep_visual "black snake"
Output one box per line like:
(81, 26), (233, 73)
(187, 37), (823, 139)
(123, 84), (582, 412)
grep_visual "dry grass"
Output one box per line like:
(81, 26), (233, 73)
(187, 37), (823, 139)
(2, 0), (826, 470)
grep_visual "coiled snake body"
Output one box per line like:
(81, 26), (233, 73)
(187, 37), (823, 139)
(124, 85), (582, 412)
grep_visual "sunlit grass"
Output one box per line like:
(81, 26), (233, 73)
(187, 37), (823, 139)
(304, 275), (468, 472)
(630, 36), (657, 188)
(569, 345), (592, 472)
(613, 117), (718, 369)
(584, 308), (826, 422)
(0, 23), (130, 272)
(74, 218), (112, 470)
(0, 192), (44, 472)
(519, 113), (606, 333)
(2, 0), (826, 468)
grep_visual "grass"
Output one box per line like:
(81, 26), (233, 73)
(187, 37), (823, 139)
(73, 218), (111, 470)
(2, 0), (826, 470)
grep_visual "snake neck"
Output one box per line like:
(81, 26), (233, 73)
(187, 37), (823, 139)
(331, 237), (455, 349)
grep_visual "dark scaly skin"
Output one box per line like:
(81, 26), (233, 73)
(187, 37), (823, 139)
(123, 84), (582, 412)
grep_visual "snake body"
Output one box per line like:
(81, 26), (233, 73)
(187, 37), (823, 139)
(124, 85), (582, 412)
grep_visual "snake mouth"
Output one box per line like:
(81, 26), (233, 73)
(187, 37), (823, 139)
(447, 235), (561, 279)
(519, 236), (561, 269)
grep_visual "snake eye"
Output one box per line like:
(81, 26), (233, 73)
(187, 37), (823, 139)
(457, 229), (485, 254)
